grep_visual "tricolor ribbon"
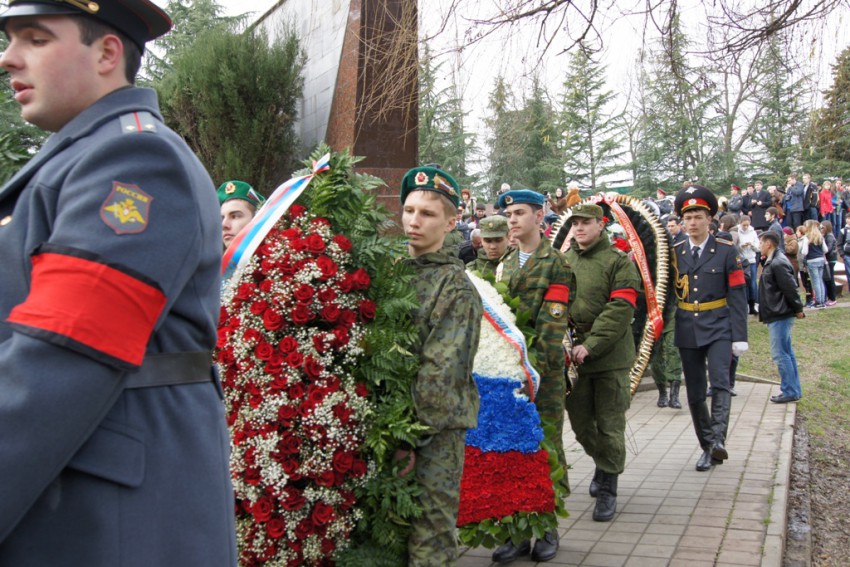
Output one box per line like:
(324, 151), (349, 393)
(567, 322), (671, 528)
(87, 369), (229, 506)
(221, 153), (331, 282)
(591, 194), (664, 341)
(476, 289), (540, 401)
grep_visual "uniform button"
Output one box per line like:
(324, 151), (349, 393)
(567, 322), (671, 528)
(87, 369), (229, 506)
(694, 313), (699, 317)
(694, 275), (699, 280)
(0, 215), (11, 226)
(694, 287), (698, 292)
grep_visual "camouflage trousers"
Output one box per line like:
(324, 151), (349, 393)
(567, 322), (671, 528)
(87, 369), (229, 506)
(650, 329), (682, 386)
(535, 369), (570, 495)
(565, 369), (631, 474)
(409, 429), (465, 566)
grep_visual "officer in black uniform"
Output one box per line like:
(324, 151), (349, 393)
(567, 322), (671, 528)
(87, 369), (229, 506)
(672, 186), (748, 472)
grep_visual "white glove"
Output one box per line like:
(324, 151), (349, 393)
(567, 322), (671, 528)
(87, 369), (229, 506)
(732, 342), (749, 357)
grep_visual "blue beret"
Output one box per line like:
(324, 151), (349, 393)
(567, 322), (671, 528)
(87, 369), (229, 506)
(497, 189), (545, 209)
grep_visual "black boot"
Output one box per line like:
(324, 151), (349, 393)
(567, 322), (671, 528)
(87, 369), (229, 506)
(696, 449), (713, 471)
(689, 401), (714, 471)
(530, 530), (559, 562)
(748, 300), (757, 315)
(589, 467), (603, 497)
(492, 539), (531, 563)
(656, 382), (668, 407)
(668, 381), (682, 409)
(710, 390), (732, 462)
(593, 472), (618, 522)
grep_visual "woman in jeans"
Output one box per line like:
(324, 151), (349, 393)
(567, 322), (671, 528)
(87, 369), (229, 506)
(821, 220), (839, 306)
(737, 215), (760, 314)
(800, 220), (828, 308)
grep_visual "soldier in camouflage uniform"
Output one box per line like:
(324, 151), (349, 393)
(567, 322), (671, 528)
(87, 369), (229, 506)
(397, 166), (483, 566)
(564, 204), (640, 523)
(650, 262), (683, 409)
(492, 190), (572, 564)
(469, 215), (509, 277)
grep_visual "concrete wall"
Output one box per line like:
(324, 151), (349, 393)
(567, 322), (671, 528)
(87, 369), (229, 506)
(256, 0), (352, 154)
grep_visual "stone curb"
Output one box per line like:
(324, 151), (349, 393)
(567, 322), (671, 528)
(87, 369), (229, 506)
(762, 397), (797, 566)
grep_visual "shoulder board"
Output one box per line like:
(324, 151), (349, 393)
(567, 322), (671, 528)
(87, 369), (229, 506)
(673, 239), (687, 247)
(119, 111), (158, 134)
(716, 237), (734, 246)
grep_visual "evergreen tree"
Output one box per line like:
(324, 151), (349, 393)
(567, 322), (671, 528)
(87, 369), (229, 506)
(483, 76), (525, 201)
(519, 77), (565, 193)
(802, 46), (850, 179)
(418, 46), (477, 190)
(157, 26), (304, 194)
(559, 46), (624, 191)
(749, 34), (806, 183)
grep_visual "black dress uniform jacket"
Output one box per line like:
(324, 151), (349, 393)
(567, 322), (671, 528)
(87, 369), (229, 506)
(672, 234), (748, 348)
(0, 88), (236, 565)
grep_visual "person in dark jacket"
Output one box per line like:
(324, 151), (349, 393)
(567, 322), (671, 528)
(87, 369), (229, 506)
(750, 180), (772, 230)
(757, 232), (805, 403)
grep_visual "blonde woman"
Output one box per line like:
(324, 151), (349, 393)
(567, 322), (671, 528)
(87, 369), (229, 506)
(800, 219), (828, 308)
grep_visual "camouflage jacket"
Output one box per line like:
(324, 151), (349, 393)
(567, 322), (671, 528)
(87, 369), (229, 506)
(407, 251), (482, 431)
(496, 239), (572, 382)
(469, 247), (500, 278)
(566, 235), (640, 373)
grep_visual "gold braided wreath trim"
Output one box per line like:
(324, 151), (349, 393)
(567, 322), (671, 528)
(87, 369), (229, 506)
(549, 193), (670, 396)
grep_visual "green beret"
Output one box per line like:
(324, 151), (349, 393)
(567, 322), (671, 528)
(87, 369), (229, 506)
(569, 203), (604, 220)
(400, 166), (460, 208)
(497, 189), (544, 209)
(0, 0), (172, 50)
(217, 180), (265, 208)
(479, 215), (508, 238)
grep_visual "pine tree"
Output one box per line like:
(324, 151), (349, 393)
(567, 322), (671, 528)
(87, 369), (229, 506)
(483, 76), (525, 201)
(520, 77), (565, 193)
(802, 46), (850, 179)
(156, 26), (304, 194)
(418, 46), (477, 190)
(559, 46), (624, 191)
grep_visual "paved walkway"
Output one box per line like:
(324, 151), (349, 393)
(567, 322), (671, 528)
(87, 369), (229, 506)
(458, 380), (796, 567)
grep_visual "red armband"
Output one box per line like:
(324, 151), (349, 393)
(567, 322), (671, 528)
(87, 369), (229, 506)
(544, 283), (570, 304)
(609, 288), (637, 308)
(7, 245), (166, 367)
(728, 269), (745, 287)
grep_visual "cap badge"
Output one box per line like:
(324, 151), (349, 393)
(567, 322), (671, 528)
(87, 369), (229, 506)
(505, 195), (514, 204)
(225, 182), (236, 194)
(414, 172), (429, 186)
(688, 198), (697, 206)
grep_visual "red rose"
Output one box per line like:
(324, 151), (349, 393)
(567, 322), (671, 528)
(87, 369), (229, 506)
(278, 336), (298, 353)
(317, 287), (337, 303)
(236, 282), (257, 301)
(288, 383), (305, 400)
(332, 403), (353, 423)
(286, 351), (303, 368)
(266, 517), (285, 539)
(217, 346), (234, 366)
(316, 255), (338, 280)
(263, 309), (284, 331)
(316, 469), (336, 487)
(294, 283), (314, 303)
(260, 258), (277, 274)
(332, 326), (350, 347)
(294, 517), (313, 540)
(278, 431), (301, 455)
(304, 356), (324, 379)
(277, 404), (298, 426)
(312, 333), (329, 354)
(307, 385), (327, 406)
(351, 268), (371, 290)
(281, 457), (300, 476)
(249, 300), (268, 315)
(243, 328), (261, 344)
(282, 488), (305, 511)
(252, 497), (274, 522)
(325, 375), (341, 393)
(339, 490), (356, 511)
(332, 451), (354, 473)
(281, 226), (302, 240)
(311, 502), (336, 525)
(305, 233), (326, 255)
(351, 458), (368, 478)
(289, 204), (306, 218)
(244, 467), (261, 486)
(337, 273), (354, 293)
(332, 234), (352, 252)
(320, 304), (341, 323)
(339, 309), (357, 327)
(355, 382), (369, 397)
(359, 299), (377, 321)
(259, 279), (274, 293)
(321, 539), (335, 554)
(291, 304), (313, 325)
(311, 217), (331, 228)
(254, 341), (274, 361)
(270, 376), (288, 391)
(289, 238), (307, 253)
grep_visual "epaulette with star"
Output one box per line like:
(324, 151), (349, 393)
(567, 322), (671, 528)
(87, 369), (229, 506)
(673, 239), (687, 247)
(716, 237), (734, 246)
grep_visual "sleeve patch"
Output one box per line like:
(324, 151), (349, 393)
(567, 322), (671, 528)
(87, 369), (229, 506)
(100, 181), (152, 235)
(7, 246), (166, 367)
(728, 269), (746, 287)
(609, 288), (638, 308)
(543, 283), (570, 304)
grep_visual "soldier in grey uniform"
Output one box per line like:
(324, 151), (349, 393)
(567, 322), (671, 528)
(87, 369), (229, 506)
(0, 1), (236, 564)
(397, 166), (482, 566)
(672, 186), (748, 472)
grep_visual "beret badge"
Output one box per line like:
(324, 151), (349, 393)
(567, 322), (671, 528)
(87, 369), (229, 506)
(415, 172), (429, 186)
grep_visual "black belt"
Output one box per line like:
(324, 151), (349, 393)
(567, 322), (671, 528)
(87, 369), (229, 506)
(125, 351), (213, 389)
